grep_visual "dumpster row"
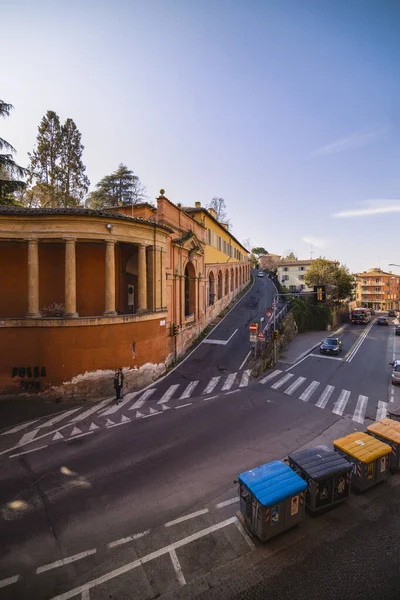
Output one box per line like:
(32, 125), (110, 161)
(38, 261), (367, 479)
(237, 417), (400, 542)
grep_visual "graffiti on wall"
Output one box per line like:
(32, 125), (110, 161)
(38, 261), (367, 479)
(11, 367), (47, 392)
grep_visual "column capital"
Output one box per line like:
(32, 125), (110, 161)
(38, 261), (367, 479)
(104, 239), (117, 246)
(24, 237), (39, 244)
(63, 237), (77, 243)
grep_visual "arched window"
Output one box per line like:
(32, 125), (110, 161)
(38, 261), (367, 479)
(184, 262), (196, 316)
(209, 271), (215, 306)
(225, 270), (229, 295)
(217, 270), (223, 300)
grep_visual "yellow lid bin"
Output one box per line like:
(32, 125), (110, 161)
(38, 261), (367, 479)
(333, 432), (391, 492)
(367, 418), (400, 472)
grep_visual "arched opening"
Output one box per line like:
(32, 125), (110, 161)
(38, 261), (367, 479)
(184, 261), (196, 317)
(235, 267), (238, 289)
(209, 271), (215, 306)
(224, 270), (229, 295)
(125, 253), (138, 314)
(239, 267), (242, 286)
(231, 267), (234, 292)
(217, 270), (223, 300)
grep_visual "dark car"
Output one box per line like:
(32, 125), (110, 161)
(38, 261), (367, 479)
(396, 325), (400, 336)
(320, 337), (342, 355)
(388, 310), (397, 318)
(377, 317), (389, 326)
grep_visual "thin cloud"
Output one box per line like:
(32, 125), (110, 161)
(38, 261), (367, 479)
(333, 200), (400, 218)
(310, 128), (384, 157)
(302, 236), (330, 249)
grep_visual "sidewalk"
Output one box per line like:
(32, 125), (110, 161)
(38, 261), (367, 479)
(278, 323), (347, 365)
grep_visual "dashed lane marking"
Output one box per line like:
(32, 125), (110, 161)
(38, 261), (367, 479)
(0, 575), (19, 589)
(108, 530), (150, 549)
(9, 444), (48, 459)
(215, 497), (239, 509)
(36, 549), (97, 574)
(165, 509), (209, 528)
(175, 403), (192, 409)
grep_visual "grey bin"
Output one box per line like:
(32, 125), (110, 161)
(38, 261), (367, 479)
(288, 446), (352, 512)
(388, 406), (400, 422)
(238, 460), (307, 542)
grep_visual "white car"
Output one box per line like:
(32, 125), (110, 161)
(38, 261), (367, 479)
(258, 271), (264, 278)
(391, 360), (400, 385)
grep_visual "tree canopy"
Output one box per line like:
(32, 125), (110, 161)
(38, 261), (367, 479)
(86, 163), (146, 209)
(0, 100), (26, 205)
(283, 251), (298, 261)
(304, 257), (353, 301)
(208, 197), (231, 228)
(252, 247), (268, 256)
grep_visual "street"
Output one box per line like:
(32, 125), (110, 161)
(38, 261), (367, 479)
(1, 277), (400, 599)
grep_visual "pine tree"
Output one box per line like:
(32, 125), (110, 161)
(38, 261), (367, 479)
(87, 163), (146, 209)
(0, 100), (26, 205)
(60, 118), (90, 206)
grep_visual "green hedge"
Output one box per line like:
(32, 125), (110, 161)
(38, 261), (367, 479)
(291, 298), (330, 332)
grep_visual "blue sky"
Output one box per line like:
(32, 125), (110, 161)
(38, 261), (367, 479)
(2, 0), (400, 272)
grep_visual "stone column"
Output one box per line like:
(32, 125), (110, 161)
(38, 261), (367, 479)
(137, 243), (148, 313)
(64, 238), (78, 317)
(104, 240), (117, 316)
(26, 238), (41, 318)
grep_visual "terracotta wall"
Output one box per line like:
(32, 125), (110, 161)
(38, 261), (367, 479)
(76, 243), (106, 316)
(0, 242), (27, 317)
(39, 243), (65, 312)
(0, 317), (170, 393)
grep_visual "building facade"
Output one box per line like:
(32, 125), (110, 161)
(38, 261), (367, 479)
(0, 193), (250, 394)
(259, 253), (281, 272)
(277, 259), (313, 293)
(354, 268), (400, 311)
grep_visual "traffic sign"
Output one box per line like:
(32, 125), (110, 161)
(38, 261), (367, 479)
(272, 300), (277, 308)
(250, 333), (257, 343)
(265, 309), (272, 319)
(257, 330), (265, 340)
(249, 323), (258, 332)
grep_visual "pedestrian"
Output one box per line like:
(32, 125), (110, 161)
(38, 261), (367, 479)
(113, 368), (124, 404)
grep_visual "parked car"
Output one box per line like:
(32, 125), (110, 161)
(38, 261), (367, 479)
(257, 271), (264, 278)
(320, 337), (342, 355)
(390, 360), (400, 384)
(388, 310), (397, 317)
(396, 325), (400, 336)
(377, 317), (389, 326)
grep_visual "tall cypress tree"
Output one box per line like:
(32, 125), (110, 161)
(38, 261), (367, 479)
(60, 118), (90, 206)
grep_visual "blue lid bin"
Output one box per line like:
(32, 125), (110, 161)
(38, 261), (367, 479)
(238, 460), (307, 542)
(288, 446), (352, 513)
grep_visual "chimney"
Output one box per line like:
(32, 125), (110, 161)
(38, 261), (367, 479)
(208, 207), (217, 219)
(220, 222), (229, 230)
(195, 201), (201, 208)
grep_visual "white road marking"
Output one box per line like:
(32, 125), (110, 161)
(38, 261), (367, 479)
(36, 549), (97, 574)
(129, 389), (156, 410)
(202, 329), (238, 346)
(284, 376), (306, 396)
(162, 404), (171, 410)
(179, 381), (199, 399)
(157, 384), (180, 404)
(106, 420), (131, 428)
(376, 401), (388, 421)
(260, 370), (282, 384)
(271, 373), (294, 390)
(202, 377), (221, 394)
(49, 517), (237, 600)
(332, 389), (351, 416)
(18, 429), (40, 445)
(239, 350), (252, 371)
(346, 320), (375, 362)
(105, 418), (115, 426)
(1, 418), (40, 435)
(53, 431), (65, 441)
(9, 444), (48, 458)
(165, 508), (209, 527)
(121, 415), (130, 423)
(135, 411), (145, 418)
(67, 431), (93, 440)
(299, 380), (320, 402)
(239, 370), (251, 388)
(169, 548), (186, 586)
(89, 423), (99, 431)
(234, 518), (256, 549)
(35, 408), (82, 429)
(226, 389), (240, 395)
(285, 355), (313, 372)
(70, 427), (82, 436)
(101, 392), (140, 415)
(309, 354), (343, 362)
(353, 395), (368, 424)
(202, 395), (219, 402)
(315, 385), (335, 409)
(222, 372), (237, 390)
(216, 497), (239, 509)
(175, 403), (192, 409)
(0, 575), (19, 588)
(81, 590), (90, 600)
(108, 530), (150, 549)
(143, 408), (162, 418)
(71, 398), (111, 422)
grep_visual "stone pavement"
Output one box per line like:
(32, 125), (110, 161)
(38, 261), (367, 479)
(278, 323), (347, 365)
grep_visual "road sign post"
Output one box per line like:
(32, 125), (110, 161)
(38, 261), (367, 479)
(249, 323), (258, 344)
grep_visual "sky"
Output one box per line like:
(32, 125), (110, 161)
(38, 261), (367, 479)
(2, 0), (400, 273)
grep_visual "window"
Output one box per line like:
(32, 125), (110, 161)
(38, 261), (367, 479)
(282, 275), (289, 282)
(283, 267), (288, 272)
(218, 236), (222, 251)
(376, 287), (381, 292)
(298, 275), (305, 280)
(223, 240), (226, 254)
(207, 229), (212, 245)
(213, 232), (217, 248)
(363, 280), (367, 284)
(299, 284), (305, 291)
(299, 266), (305, 271)
(376, 278), (380, 283)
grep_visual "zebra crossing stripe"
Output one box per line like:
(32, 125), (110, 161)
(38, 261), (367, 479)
(315, 385), (335, 409)
(2, 418), (41, 436)
(332, 389), (351, 416)
(158, 384), (180, 404)
(284, 377), (306, 396)
(260, 370), (282, 384)
(71, 398), (111, 422)
(353, 395), (368, 424)
(32, 407), (82, 429)
(202, 377), (221, 395)
(101, 392), (139, 415)
(129, 389), (156, 410)
(239, 370), (251, 388)
(376, 401), (388, 421)
(299, 380), (320, 402)
(222, 373), (237, 391)
(271, 373), (294, 390)
(180, 381), (199, 400)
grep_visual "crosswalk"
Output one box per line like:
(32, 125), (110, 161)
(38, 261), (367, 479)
(260, 370), (388, 424)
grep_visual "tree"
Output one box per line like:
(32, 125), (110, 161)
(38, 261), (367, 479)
(304, 258), (353, 301)
(208, 197), (231, 227)
(283, 251), (298, 261)
(26, 110), (89, 207)
(86, 163), (146, 209)
(0, 100), (26, 205)
(252, 247), (268, 256)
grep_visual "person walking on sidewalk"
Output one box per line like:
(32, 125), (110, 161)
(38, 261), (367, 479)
(113, 368), (124, 404)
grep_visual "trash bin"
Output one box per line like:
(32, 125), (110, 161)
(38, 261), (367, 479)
(288, 446), (352, 513)
(367, 418), (400, 472)
(333, 432), (391, 493)
(238, 460), (307, 542)
(388, 406), (400, 422)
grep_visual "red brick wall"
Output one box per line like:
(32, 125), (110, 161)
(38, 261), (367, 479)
(0, 242), (28, 317)
(76, 242), (105, 316)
